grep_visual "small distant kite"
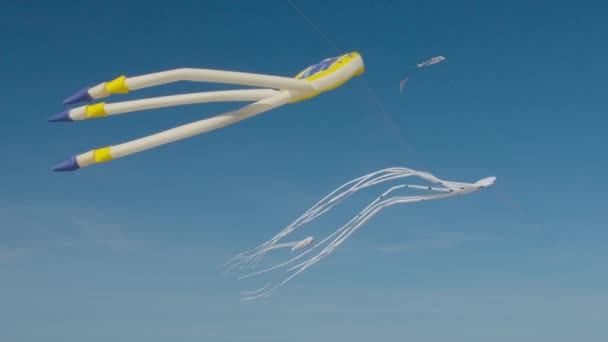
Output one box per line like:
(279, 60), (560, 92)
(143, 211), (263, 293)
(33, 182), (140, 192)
(222, 167), (496, 300)
(49, 52), (365, 171)
(400, 56), (446, 93)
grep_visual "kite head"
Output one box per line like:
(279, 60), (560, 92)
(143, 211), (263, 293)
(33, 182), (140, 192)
(291, 52), (365, 102)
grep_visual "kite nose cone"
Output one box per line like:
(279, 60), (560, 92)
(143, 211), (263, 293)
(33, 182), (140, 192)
(53, 156), (80, 172)
(63, 88), (93, 105)
(48, 110), (72, 122)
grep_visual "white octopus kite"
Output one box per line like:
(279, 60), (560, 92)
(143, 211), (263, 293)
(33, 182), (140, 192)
(222, 167), (496, 300)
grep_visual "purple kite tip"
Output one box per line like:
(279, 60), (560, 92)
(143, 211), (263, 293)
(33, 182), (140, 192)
(62, 88), (93, 105)
(48, 110), (73, 122)
(53, 156), (80, 172)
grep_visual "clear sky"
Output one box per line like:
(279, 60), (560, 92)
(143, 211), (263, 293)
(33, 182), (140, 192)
(1, 0), (607, 341)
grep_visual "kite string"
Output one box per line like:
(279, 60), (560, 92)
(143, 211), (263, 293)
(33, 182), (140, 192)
(286, 0), (343, 55)
(358, 77), (429, 168)
(286, 0), (428, 169)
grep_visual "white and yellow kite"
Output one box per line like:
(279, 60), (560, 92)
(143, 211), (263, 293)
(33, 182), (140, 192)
(49, 52), (365, 171)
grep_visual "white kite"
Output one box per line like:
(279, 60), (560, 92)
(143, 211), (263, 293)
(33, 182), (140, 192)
(49, 52), (365, 172)
(400, 56), (446, 93)
(222, 167), (496, 300)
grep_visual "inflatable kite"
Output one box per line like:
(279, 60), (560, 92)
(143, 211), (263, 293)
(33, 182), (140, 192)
(49, 52), (365, 171)
(222, 167), (496, 300)
(400, 56), (446, 93)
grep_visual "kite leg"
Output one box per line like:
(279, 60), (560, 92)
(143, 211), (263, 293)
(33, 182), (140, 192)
(63, 68), (314, 104)
(125, 68), (313, 92)
(109, 92), (292, 159)
(54, 91), (293, 171)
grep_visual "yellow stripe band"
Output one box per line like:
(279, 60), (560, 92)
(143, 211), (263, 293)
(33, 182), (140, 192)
(105, 75), (129, 94)
(85, 102), (107, 118)
(93, 147), (113, 163)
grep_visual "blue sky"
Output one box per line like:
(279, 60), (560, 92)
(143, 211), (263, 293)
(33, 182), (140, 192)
(1, 0), (607, 341)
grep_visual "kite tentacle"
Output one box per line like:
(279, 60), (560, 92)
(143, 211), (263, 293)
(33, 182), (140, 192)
(224, 167), (495, 299)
